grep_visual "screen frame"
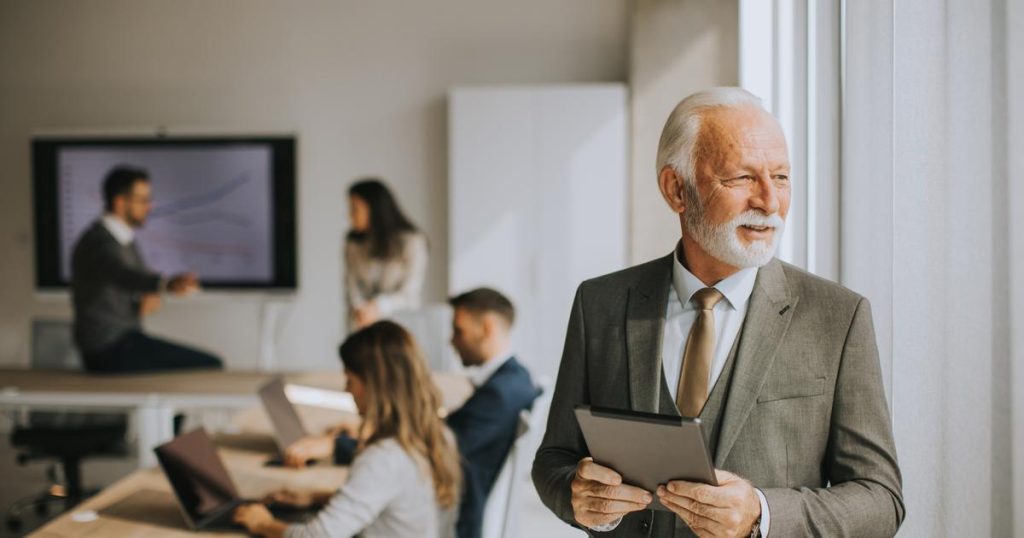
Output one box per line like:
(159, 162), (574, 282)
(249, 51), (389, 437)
(32, 135), (298, 290)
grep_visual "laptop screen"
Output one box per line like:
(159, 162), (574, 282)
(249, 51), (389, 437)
(154, 428), (239, 526)
(258, 377), (308, 454)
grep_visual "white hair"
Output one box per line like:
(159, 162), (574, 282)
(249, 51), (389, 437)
(656, 87), (766, 186)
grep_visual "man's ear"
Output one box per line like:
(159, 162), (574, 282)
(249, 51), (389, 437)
(658, 166), (687, 213)
(111, 195), (126, 216)
(479, 313), (497, 339)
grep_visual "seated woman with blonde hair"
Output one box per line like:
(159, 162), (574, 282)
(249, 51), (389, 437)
(233, 321), (461, 538)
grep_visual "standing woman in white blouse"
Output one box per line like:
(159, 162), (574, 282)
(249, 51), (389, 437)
(233, 320), (461, 538)
(344, 179), (428, 329)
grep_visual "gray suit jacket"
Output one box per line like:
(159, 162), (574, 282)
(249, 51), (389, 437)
(532, 255), (904, 537)
(71, 220), (161, 355)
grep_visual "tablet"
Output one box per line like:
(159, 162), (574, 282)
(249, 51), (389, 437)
(574, 405), (718, 511)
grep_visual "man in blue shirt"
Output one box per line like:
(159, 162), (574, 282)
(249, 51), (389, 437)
(446, 288), (538, 538)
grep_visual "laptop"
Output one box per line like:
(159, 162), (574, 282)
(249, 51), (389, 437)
(257, 377), (315, 466)
(153, 428), (261, 530)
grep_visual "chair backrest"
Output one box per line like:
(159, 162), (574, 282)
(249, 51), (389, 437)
(30, 318), (80, 370)
(16, 319), (127, 463)
(480, 377), (554, 538)
(389, 304), (460, 372)
(480, 411), (528, 538)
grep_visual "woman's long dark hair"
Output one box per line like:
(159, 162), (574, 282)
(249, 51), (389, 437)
(339, 321), (460, 508)
(347, 178), (418, 259)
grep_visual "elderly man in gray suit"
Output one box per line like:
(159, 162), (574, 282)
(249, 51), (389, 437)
(532, 88), (903, 537)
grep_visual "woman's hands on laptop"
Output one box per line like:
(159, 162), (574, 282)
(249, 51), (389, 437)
(263, 489), (333, 509)
(233, 504), (286, 538)
(234, 489), (333, 536)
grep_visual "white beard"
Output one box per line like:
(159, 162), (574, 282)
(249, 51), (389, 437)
(684, 190), (785, 268)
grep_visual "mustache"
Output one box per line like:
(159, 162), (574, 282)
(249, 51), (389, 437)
(732, 212), (785, 228)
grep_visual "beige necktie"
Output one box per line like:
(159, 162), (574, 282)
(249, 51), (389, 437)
(676, 287), (724, 417)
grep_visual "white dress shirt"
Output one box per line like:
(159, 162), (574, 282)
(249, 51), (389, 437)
(465, 349), (513, 388)
(103, 214), (169, 293)
(661, 253), (758, 403)
(592, 250), (771, 536)
(102, 214), (135, 246)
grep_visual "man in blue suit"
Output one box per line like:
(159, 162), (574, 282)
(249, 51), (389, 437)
(447, 288), (538, 538)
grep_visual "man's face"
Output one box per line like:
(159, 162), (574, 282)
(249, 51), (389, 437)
(683, 108), (791, 268)
(119, 180), (153, 228)
(450, 308), (487, 367)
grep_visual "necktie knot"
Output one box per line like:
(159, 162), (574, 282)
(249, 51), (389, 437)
(692, 287), (724, 311)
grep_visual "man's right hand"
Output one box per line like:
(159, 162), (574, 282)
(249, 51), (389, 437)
(139, 293), (162, 316)
(167, 272), (200, 296)
(571, 457), (653, 529)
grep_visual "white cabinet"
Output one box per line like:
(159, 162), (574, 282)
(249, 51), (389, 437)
(448, 85), (628, 380)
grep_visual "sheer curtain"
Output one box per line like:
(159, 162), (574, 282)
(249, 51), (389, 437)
(843, 0), (1023, 535)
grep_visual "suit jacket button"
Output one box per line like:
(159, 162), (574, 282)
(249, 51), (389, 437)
(640, 520), (650, 530)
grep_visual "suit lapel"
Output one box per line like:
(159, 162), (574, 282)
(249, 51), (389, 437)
(715, 259), (798, 466)
(625, 254), (673, 412)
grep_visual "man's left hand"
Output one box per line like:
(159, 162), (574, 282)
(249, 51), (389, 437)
(657, 469), (760, 538)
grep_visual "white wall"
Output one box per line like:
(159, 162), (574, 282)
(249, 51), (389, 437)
(626, 0), (741, 262)
(844, 0), (1021, 534)
(449, 85), (628, 381)
(0, 0), (629, 370)
(1007, 0), (1024, 532)
(628, 0), (739, 264)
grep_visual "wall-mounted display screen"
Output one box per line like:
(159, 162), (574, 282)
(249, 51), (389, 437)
(33, 136), (297, 290)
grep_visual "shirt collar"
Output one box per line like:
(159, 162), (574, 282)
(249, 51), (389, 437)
(466, 351), (513, 387)
(672, 244), (758, 311)
(101, 214), (135, 246)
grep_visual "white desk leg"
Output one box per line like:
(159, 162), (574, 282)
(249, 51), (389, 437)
(135, 401), (175, 468)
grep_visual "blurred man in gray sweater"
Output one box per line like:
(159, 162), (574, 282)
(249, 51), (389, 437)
(71, 166), (222, 373)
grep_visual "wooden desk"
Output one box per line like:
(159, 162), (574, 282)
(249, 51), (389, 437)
(0, 369), (472, 467)
(24, 373), (474, 537)
(28, 434), (348, 538)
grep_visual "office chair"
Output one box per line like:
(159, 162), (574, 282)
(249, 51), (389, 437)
(4, 319), (129, 532)
(481, 378), (553, 538)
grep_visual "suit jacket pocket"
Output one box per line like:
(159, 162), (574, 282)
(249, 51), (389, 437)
(757, 376), (826, 403)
